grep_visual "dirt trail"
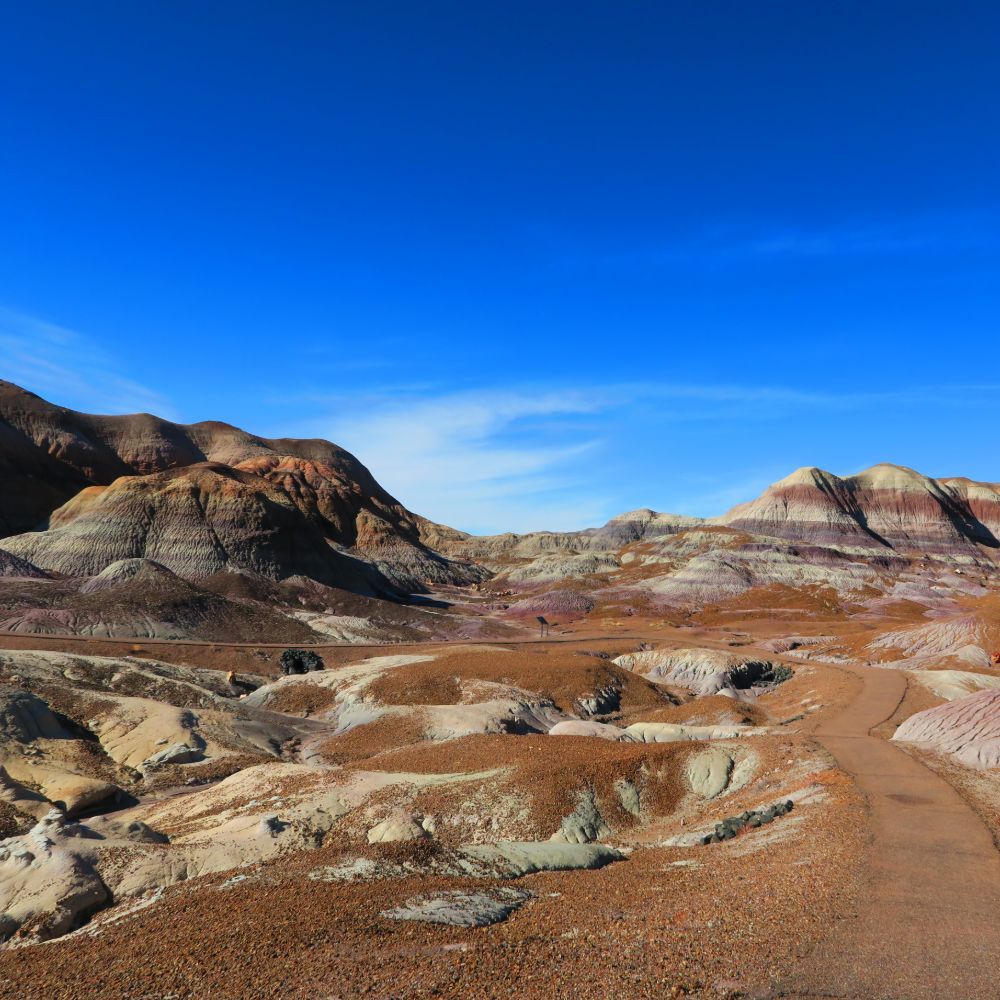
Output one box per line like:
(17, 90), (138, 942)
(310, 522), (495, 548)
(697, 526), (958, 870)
(775, 665), (1000, 1000)
(0, 627), (640, 651)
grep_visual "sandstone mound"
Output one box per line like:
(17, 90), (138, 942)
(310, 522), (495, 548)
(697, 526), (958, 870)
(0, 684), (128, 816)
(0, 686), (71, 742)
(0, 548), (47, 579)
(381, 888), (531, 927)
(892, 688), (1000, 767)
(0, 809), (110, 941)
(79, 557), (187, 594)
(869, 615), (995, 669)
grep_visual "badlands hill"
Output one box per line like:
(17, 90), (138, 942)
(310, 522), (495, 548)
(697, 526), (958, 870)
(1, 381), (999, 643)
(425, 464), (1000, 626)
(0, 382), (482, 597)
(719, 464), (1000, 554)
(433, 464), (1000, 568)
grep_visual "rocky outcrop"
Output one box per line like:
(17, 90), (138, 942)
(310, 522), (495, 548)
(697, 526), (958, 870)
(367, 811), (432, 844)
(0, 810), (110, 941)
(0, 688), (71, 742)
(380, 888), (532, 927)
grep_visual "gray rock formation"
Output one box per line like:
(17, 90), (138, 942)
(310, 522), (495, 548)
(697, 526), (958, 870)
(380, 888), (532, 927)
(892, 688), (1000, 768)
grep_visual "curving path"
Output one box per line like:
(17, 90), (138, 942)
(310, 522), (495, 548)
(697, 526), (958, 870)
(0, 628), (640, 651)
(775, 665), (1000, 999)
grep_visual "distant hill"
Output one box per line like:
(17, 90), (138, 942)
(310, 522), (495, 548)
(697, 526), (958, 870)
(0, 381), (484, 595)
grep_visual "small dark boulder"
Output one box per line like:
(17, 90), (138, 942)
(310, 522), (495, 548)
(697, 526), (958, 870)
(702, 797), (796, 846)
(280, 649), (325, 676)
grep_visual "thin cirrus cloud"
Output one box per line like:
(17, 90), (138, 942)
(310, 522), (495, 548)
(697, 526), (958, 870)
(741, 211), (1000, 258)
(307, 379), (1000, 534)
(316, 387), (613, 535)
(0, 306), (173, 417)
(746, 226), (937, 257)
(700, 221), (944, 262)
(557, 213), (1000, 272)
(305, 381), (848, 534)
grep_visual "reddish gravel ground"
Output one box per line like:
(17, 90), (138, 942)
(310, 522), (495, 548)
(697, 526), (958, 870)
(0, 766), (865, 1000)
(0, 621), (995, 999)
(364, 645), (666, 716)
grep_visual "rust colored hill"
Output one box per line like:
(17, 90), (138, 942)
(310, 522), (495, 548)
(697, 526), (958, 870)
(0, 383), (481, 596)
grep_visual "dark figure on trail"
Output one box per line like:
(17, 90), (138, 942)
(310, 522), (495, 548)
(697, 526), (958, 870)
(280, 648), (325, 676)
(536, 616), (551, 638)
(225, 669), (256, 696)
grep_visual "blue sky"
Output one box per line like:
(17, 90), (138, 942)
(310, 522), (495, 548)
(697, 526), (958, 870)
(2, 2), (999, 533)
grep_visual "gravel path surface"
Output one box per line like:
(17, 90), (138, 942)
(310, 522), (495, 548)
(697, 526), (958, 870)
(774, 665), (1000, 1000)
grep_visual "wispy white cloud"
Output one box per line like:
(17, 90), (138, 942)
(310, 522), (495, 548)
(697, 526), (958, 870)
(301, 379), (1000, 534)
(558, 212), (1000, 272)
(301, 382), (855, 533)
(0, 307), (174, 416)
(663, 471), (789, 519)
(745, 225), (938, 258)
(637, 381), (1000, 413)
(308, 387), (614, 534)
